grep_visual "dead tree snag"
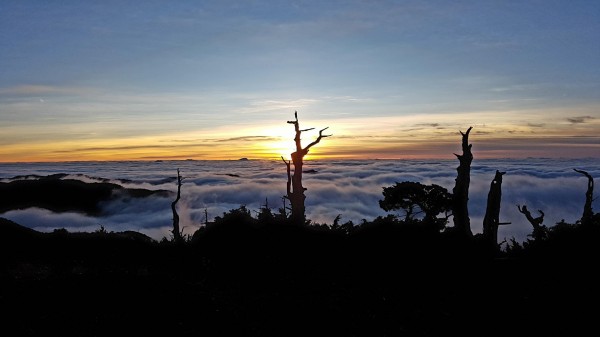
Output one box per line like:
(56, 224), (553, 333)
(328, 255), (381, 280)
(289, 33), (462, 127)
(574, 169), (594, 226)
(171, 168), (183, 243)
(517, 204), (547, 241)
(452, 126), (474, 237)
(283, 111), (331, 226)
(482, 170), (506, 249)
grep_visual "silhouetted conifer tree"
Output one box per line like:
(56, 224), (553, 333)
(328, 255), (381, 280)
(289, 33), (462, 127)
(171, 168), (183, 243)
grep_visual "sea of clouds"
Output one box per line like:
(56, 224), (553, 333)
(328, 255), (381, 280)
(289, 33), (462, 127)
(1, 158), (598, 244)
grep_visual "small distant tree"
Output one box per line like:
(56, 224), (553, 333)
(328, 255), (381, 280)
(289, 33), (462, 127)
(256, 198), (276, 225)
(282, 111), (331, 226)
(171, 168), (184, 244)
(517, 204), (547, 241)
(212, 205), (255, 226)
(329, 214), (356, 234)
(379, 181), (452, 230)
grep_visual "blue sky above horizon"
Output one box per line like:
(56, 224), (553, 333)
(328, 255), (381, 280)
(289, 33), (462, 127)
(1, 0), (599, 162)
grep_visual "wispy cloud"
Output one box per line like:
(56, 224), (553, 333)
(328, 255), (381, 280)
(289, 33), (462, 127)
(218, 136), (280, 142)
(567, 116), (595, 124)
(0, 84), (99, 96)
(239, 98), (320, 114)
(527, 123), (545, 128)
(489, 84), (548, 93)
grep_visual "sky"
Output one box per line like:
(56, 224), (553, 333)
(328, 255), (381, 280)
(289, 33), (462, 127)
(1, 0), (599, 162)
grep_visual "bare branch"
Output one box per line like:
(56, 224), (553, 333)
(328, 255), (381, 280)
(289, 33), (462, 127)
(281, 156), (291, 197)
(517, 204), (546, 240)
(460, 126), (473, 137)
(574, 168), (594, 225)
(287, 110), (299, 125)
(304, 127), (331, 152)
(574, 168), (593, 180)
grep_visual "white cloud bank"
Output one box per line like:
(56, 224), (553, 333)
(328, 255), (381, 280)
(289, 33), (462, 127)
(1, 158), (598, 242)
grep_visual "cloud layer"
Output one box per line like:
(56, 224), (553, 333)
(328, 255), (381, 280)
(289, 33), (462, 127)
(1, 158), (598, 243)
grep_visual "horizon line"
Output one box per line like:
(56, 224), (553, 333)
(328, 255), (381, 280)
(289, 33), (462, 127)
(1, 156), (598, 165)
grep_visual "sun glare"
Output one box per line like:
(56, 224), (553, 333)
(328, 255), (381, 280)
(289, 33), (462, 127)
(248, 126), (294, 160)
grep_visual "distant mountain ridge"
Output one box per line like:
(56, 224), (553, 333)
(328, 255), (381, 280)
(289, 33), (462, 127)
(0, 174), (171, 216)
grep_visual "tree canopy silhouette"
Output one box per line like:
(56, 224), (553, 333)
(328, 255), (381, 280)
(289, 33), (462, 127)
(379, 181), (452, 230)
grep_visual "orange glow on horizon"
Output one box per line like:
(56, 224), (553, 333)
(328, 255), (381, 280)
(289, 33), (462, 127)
(2, 142), (598, 163)
(1, 108), (599, 163)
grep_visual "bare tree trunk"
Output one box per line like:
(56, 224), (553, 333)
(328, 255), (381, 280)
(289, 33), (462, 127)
(482, 170), (505, 249)
(452, 127), (474, 237)
(171, 168), (183, 243)
(281, 156), (292, 219)
(517, 204), (547, 241)
(283, 111), (331, 226)
(574, 169), (594, 226)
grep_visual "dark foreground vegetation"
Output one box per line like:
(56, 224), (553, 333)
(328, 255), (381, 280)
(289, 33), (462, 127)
(2, 121), (598, 336)
(2, 209), (599, 337)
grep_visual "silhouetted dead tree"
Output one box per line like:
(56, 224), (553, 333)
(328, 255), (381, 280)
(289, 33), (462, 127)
(482, 170), (506, 249)
(281, 156), (293, 217)
(280, 196), (289, 218)
(452, 126), (474, 237)
(517, 204), (547, 241)
(574, 168), (594, 226)
(283, 111), (331, 226)
(171, 168), (183, 243)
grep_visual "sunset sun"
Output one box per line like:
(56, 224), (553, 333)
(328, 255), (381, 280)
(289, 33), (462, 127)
(260, 138), (293, 160)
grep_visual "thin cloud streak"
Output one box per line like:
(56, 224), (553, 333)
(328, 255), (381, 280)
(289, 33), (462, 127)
(567, 116), (595, 124)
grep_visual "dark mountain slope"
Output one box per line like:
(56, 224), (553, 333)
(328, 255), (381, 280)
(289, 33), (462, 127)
(0, 175), (170, 215)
